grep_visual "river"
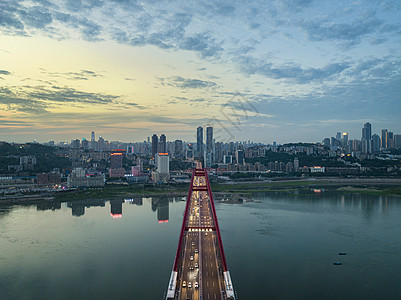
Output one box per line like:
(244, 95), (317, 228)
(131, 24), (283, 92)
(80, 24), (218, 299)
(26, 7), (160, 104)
(1, 191), (400, 299)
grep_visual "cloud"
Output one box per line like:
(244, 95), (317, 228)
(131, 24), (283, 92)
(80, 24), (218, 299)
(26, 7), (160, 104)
(160, 76), (217, 89)
(17, 6), (53, 29)
(0, 2), (25, 31)
(0, 87), (49, 113)
(0, 70), (11, 75)
(296, 10), (401, 48)
(122, 102), (147, 110)
(40, 69), (104, 80)
(238, 56), (349, 83)
(246, 60), (401, 123)
(0, 118), (31, 127)
(0, 85), (119, 113)
(179, 33), (223, 58)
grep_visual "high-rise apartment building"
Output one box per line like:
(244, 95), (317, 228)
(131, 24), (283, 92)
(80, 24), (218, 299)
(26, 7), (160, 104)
(361, 122), (372, 153)
(157, 153), (169, 174)
(235, 149), (245, 165)
(381, 129), (388, 149)
(206, 126), (213, 166)
(294, 157), (299, 170)
(110, 152), (123, 169)
(342, 132), (349, 146)
(152, 153), (170, 182)
(174, 140), (183, 158)
(394, 135), (401, 149)
(372, 134), (381, 152)
(388, 131), (394, 149)
(159, 134), (167, 153)
(152, 134), (158, 158)
(98, 136), (105, 151)
(362, 122), (372, 140)
(197, 126), (203, 158)
(71, 139), (80, 149)
(81, 139), (89, 150)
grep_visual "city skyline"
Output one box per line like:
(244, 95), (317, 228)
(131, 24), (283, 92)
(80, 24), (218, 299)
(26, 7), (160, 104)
(6, 121), (400, 147)
(1, 1), (400, 143)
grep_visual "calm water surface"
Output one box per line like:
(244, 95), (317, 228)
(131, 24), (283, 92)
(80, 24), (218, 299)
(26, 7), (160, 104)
(1, 192), (400, 299)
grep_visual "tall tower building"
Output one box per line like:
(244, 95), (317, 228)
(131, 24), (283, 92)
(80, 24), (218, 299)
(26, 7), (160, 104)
(381, 129), (388, 149)
(235, 149), (245, 165)
(159, 134), (167, 153)
(197, 126), (203, 158)
(153, 153), (170, 182)
(294, 157), (299, 170)
(388, 131), (394, 149)
(110, 152), (123, 169)
(206, 126), (213, 167)
(362, 122), (372, 153)
(90, 131), (96, 149)
(362, 122), (372, 140)
(174, 140), (183, 158)
(372, 134), (381, 152)
(152, 134), (158, 158)
(342, 132), (349, 146)
(157, 153), (169, 174)
(98, 136), (105, 151)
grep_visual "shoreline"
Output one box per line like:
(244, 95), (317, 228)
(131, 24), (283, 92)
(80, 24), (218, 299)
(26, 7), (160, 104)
(1, 177), (401, 205)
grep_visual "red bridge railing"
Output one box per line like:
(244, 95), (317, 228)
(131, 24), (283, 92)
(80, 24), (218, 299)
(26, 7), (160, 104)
(172, 168), (228, 272)
(172, 169), (195, 272)
(205, 169), (228, 272)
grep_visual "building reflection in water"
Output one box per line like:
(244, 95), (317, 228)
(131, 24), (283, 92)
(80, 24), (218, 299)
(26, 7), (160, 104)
(124, 198), (143, 206)
(253, 190), (398, 219)
(67, 199), (105, 217)
(110, 199), (124, 219)
(151, 196), (169, 223)
(37, 202), (61, 211)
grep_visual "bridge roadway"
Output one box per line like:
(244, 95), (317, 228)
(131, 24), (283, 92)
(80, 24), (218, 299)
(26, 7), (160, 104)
(166, 165), (235, 300)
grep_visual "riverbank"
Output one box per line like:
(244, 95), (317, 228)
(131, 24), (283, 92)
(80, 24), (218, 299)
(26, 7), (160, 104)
(1, 177), (400, 205)
(211, 178), (401, 196)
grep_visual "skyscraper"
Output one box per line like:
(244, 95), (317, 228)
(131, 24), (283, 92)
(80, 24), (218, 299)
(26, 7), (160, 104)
(98, 136), (105, 151)
(235, 149), (245, 165)
(91, 131), (95, 142)
(361, 122), (372, 153)
(381, 129), (388, 149)
(206, 126), (213, 166)
(197, 126), (203, 158)
(157, 153), (169, 174)
(153, 153), (170, 182)
(110, 152), (123, 169)
(159, 134), (167, 153)
(372, 134), (381, 152)
(174, 140), (183, 158)
(152, 134), (158, 158)
(342, 132), (349, 146)
(388, 131), (394, 148)
(362, 122), (372, 140)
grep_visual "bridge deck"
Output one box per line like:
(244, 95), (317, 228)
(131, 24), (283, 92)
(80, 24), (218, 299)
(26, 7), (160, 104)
(166, 167), (235, 300)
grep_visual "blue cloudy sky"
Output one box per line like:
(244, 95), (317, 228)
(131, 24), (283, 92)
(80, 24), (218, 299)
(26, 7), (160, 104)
(1, 0), (400, 143)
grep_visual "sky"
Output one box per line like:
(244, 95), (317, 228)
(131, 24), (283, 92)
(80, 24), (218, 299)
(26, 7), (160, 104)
(1, 0), (400, 144)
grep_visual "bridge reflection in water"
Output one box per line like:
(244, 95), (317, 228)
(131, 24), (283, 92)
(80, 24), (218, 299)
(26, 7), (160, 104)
(166, 166), (235, 300)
